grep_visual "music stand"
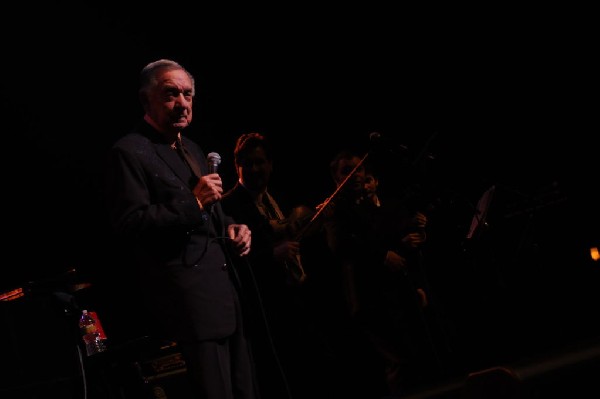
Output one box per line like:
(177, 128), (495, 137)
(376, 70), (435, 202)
(466, 185), (496, 240)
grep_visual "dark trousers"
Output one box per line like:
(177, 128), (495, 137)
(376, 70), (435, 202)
(179, 327), (258, 399)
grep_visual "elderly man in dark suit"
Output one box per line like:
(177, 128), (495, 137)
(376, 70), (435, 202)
(104, 59), (256, 399)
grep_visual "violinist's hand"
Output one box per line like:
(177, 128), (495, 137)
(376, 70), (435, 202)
(402, 211), (428, 248)
(401, 232), (426, 249)
(228, 224), (251, 257)
(413, 211), (427, 230)
(384, 250), (408, 272)
(273, 240), (301, 263)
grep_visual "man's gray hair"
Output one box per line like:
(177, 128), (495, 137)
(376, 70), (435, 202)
(139, 59), (196, 100)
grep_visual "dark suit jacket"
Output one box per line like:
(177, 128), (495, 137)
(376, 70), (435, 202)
(105, 120), (241, 343)
(323, 193), (426, 325)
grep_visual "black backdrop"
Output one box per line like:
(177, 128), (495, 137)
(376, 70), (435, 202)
(2, 3), (598, 391)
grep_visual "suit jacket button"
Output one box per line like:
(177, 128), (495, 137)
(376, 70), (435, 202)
(221, 263), (228, 271)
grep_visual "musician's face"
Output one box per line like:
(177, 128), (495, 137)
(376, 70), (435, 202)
(335, 156), (365, 193)
(237, 146), (272, 191)
(364, 173), (378, 196)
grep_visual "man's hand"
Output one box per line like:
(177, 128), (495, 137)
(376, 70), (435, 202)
(193, 174), (223, 207)
(228, 224), (251, 256)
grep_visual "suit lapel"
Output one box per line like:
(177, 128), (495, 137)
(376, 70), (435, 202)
(155, 143), (195, 185)
(136, 120), (195, 186)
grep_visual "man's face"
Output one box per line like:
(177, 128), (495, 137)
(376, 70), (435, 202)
(335, 156), (365, 193)
(237, 146), (272, 191)
(147, 69), (193, 134)
(364, 174), (378, 196)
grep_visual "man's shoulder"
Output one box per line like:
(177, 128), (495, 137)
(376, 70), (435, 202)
(109, 133), (154, 159)
(113, 120), (164, 147)
(114, 131), (147, 144)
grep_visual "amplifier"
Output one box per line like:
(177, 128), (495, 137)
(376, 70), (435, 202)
(139, 351), (187, 383)
(118, 347), (194, 399)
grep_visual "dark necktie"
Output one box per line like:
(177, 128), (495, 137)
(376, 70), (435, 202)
(176, 137), (202, 178)
(261, 193), (281, 220)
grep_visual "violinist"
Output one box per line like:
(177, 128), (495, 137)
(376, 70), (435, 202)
(221, 132), (328, 399)
(319, 149), (438, 397)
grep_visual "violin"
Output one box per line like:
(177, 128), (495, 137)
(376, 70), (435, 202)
(286, 205), (317, 240)
(270, 205), (314, 285)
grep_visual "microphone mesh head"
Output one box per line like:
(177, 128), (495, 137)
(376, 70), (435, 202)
(207, 152), (221, 165)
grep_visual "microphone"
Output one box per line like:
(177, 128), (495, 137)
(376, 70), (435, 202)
(207, 152), (221, 174)
(206, 152), (222, 216)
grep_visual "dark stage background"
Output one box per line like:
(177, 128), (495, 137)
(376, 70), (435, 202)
(2, 3), (598, 396)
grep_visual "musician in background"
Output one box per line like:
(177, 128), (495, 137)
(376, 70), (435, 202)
(320, 149), (438, 397)
(221, 132), (330, 399)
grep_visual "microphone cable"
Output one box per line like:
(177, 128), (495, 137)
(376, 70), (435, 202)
(220, 237), (294, 399)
